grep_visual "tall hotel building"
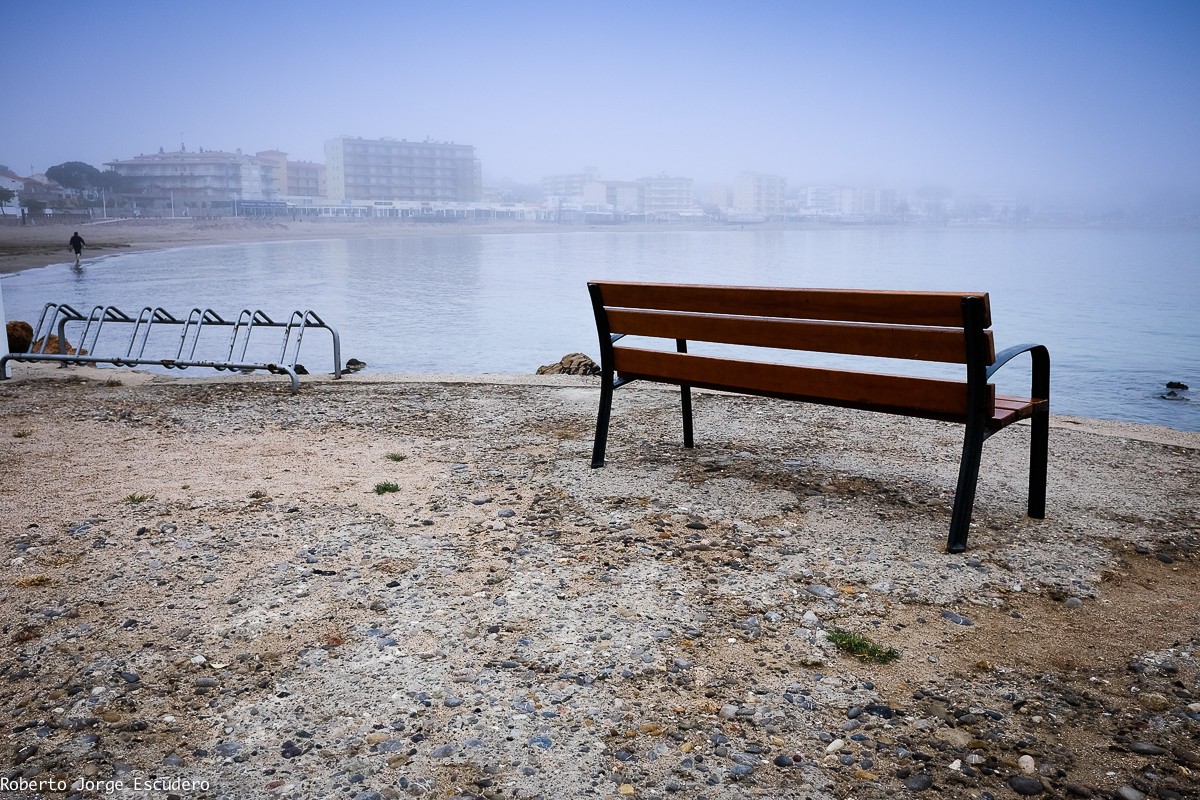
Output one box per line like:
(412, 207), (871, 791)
(324, 136), (481, 203)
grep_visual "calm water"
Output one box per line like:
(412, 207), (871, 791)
(3, 226), (1198, 431)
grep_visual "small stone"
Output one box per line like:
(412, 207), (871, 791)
(1064, 597), (1083, 609)
(1114, 788), (1145, 800)
(1127, 741), (1167, 756)
(729, 763), (754, 779)
(902, 773), (933, 791)
(1009, 776), (1045, 796)
(772, 754), (794, 767)
(1173, 746), (1200, 765)
(940, 610), (973, 626)
(1064, 784), (1094, 798)
(1018, 754), (1036, 773)
(806, 584), (836, 599)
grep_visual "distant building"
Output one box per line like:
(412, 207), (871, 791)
(583, 180), (642, 213)
(542, 171), (598, 200)
(733, 172), (787, 214)
(107, 148), (279, 213)
(638, 174), (695, 216)
(256, 150), (327, 200)
(324, 136), (481, 203)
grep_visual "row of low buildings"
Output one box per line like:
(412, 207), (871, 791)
(2, 135), (923, 222)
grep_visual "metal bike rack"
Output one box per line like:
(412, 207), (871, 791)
(1, 303), (342, 394)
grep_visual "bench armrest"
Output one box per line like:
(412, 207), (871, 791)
(987, 343), (1050, 400)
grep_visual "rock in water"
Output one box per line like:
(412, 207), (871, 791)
(536, 353), (600, 376)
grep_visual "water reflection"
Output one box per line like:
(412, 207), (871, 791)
(2, 228), (1197, 430)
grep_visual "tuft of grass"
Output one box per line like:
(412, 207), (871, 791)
(248, 490), (268, 499)
(124, 492), (156, 504)
(374, 481), (400, 495)
(15, 574), (51, 587)
(827, 628), (901, 664)
(386, 453), (407, 462)
(13, 428), (34, 439)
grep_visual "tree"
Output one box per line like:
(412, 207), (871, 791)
(94, 169), (124, 194)
(0, 187), (14, 214)
(45, 161), (103, 192)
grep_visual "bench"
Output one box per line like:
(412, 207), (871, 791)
(586, 281), (1050, 553)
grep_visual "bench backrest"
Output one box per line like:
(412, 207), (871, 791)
(588, 281), (998, 423)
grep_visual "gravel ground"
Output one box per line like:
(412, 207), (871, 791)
(1, 366), (1197, 800)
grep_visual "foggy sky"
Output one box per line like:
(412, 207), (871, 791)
(7, 1), (1199, 200)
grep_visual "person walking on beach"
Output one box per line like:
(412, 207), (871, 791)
(69, 231), (86, 266)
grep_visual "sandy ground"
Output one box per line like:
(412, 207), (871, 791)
(0, 364), (1197, 799)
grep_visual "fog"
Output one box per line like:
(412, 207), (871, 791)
(7, 1), (1198, 204)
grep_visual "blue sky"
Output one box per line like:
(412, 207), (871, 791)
(6, 1), (1198, 200)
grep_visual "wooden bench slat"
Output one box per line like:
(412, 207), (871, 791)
(593, 281), (992, 327)
(613, 347), (989, 420)
(606, 308), (994, 364)
(991, 394), (1048, 429)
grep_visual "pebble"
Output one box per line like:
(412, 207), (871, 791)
(902, 773), (934, 791)
(1174, 746), (1200, 765)
(940, 610), (973, 626)
(1114, 788), (1145, 800)
(1009, 776), (1045, 796)
(1127, 741), (1166, 756)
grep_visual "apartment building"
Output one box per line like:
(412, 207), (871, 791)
(541, 171), (598, 199)
(107, 148), (278, 211)
(255, 151), (327, 199)
(638, 174), (695, 215)
(325, 136), (481, 203)
(733, 172), (787, 214)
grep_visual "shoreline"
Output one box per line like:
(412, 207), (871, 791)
(0, 217), (591, 276)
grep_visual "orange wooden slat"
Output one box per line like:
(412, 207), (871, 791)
(592, 281), (992, 328)
(990, 395), (1048, 430)
(605, 308), (993, 363)
(613, 347), (990, 419)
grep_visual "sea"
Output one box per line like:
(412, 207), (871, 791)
(2, 225), (1197, 432)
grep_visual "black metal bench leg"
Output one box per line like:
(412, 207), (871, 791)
(591, 375), (614, 468)
(680, 384), (694, 448)
(1028, 407), (1049, 519)
(948, 422), (986, 553)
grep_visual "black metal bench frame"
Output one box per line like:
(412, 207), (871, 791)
(587, 281), (1050, 553)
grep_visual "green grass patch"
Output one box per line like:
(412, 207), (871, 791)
(13, 429), (34, 439)
(374, 481), (400, 495)
(386, 453), (407, 462)
(248, 490), (268, 499)
(124, 492), (156, 504)
(827, 628), (901, 664)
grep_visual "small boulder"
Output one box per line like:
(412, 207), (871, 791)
(536, 353), (600, 376)
(6, 321), (34, 354)
(31, 334), (87, 356)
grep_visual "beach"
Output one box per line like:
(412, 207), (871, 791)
(0, 217), (687, 276)
(0, 362), (1197, 799)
